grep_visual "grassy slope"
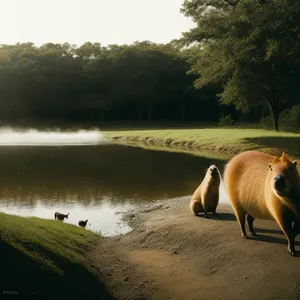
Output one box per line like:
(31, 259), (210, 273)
(0, 213), (114, 299)
(103, 128), (300, 158)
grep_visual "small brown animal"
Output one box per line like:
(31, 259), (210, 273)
(224, 150), (300, 256)
(190, 164), (221, 217)
(54, 212), (69, 221)
(78, 219), (88, 228)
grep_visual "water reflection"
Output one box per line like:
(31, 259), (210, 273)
(0, 141), (228, 236)
(0, 196), (133, 237)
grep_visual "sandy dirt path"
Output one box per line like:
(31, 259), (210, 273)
(90, 198), (300, 300)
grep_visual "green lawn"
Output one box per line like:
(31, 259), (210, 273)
(0, 213), (114, 299)
(103, 128), (300, 158)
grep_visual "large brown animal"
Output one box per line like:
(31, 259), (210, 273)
(190, 165), (221, 217)
(54, 212), (69, 221)
(224, 150), (300, 256)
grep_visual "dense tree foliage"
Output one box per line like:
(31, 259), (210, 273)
(0, 42), (227, 126)
(0, 1), (299, 131)
(181, 0), (300, 131)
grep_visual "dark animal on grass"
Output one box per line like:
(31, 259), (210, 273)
(54, 212), (69, 221)
(78, 219), (88, 228)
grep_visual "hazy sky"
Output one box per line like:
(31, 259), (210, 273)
(0, 0), (194, 46)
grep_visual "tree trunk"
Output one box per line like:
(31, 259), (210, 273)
(272, 110), (279, 132)
(266, 99), (279, 131)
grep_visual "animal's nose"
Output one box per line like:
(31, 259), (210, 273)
(274, 174), (285, 189)
(211, 168), (218, 175)
(274, 174), (285, 182)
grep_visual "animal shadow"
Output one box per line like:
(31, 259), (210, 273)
(244, 136), (300, 157)
(247, 230), (300, 253)
(255, 228), (283, 235)
(198, 212), (236, 221)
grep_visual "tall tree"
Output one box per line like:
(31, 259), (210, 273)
(181, 0), (300, 131)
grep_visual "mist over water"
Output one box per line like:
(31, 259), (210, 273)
(0, 128), (105, 146)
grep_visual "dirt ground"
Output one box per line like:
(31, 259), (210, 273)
(90, 198), (300, 300)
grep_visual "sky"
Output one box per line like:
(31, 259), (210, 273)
(0, 0), (195, 46)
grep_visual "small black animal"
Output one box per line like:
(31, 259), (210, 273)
(54, 212), (69, 221)
(78, 219), (88, 228)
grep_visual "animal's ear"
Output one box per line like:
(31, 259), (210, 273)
(268, 163), (273, 171)
(293, 160), (297, 167)
(280, 152), (290, 162)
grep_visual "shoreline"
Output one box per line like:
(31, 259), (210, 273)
(103, 128), (300, 158)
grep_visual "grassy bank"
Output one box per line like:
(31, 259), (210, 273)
(0, 213), (114, 299)
(103, 128), (300, 158)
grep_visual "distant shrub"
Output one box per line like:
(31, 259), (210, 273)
(260, 105), (300, 132)
(218, 115), (235, 127)
(279, 104), (300, 130)
(260, 115), (273, 129)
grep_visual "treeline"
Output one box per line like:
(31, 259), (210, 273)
(0, 0), (300, 131)
(0, 42), (222, 126)
(0, 41), (270, 128)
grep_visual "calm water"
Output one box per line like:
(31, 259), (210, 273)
(0, 130), (228, 236)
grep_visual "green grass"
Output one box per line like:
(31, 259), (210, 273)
(0, 213), (97, 274)
(103, 128), (300, 158)
(0, 213), (114, 299)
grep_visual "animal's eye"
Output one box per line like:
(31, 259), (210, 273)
(289, 166), (293, 171)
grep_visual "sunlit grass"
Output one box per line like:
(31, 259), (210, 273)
(0, 212), (98, 274)
(104, 128), (300, 158)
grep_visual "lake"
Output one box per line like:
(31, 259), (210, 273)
(0, 129), (229, 236)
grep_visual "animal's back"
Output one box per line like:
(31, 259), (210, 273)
(224, 151), (272, 219)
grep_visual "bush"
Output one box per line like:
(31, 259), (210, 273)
(218, 115), (235, 126)
(260, 104), (300, 132)
(279, 104), (300, 130)
(260, 115), (273, 129)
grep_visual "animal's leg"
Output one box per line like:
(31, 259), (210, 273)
(203, 201), (208, 218)
(190, 201), (202, 216)
(212, 202), (218, 215)
(273, 213), (296, 256)
(247, 214), (257, 236)
(212, 193), (219, 216)
(292, 220), (300, 240)
(231, 202), (247, 238)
